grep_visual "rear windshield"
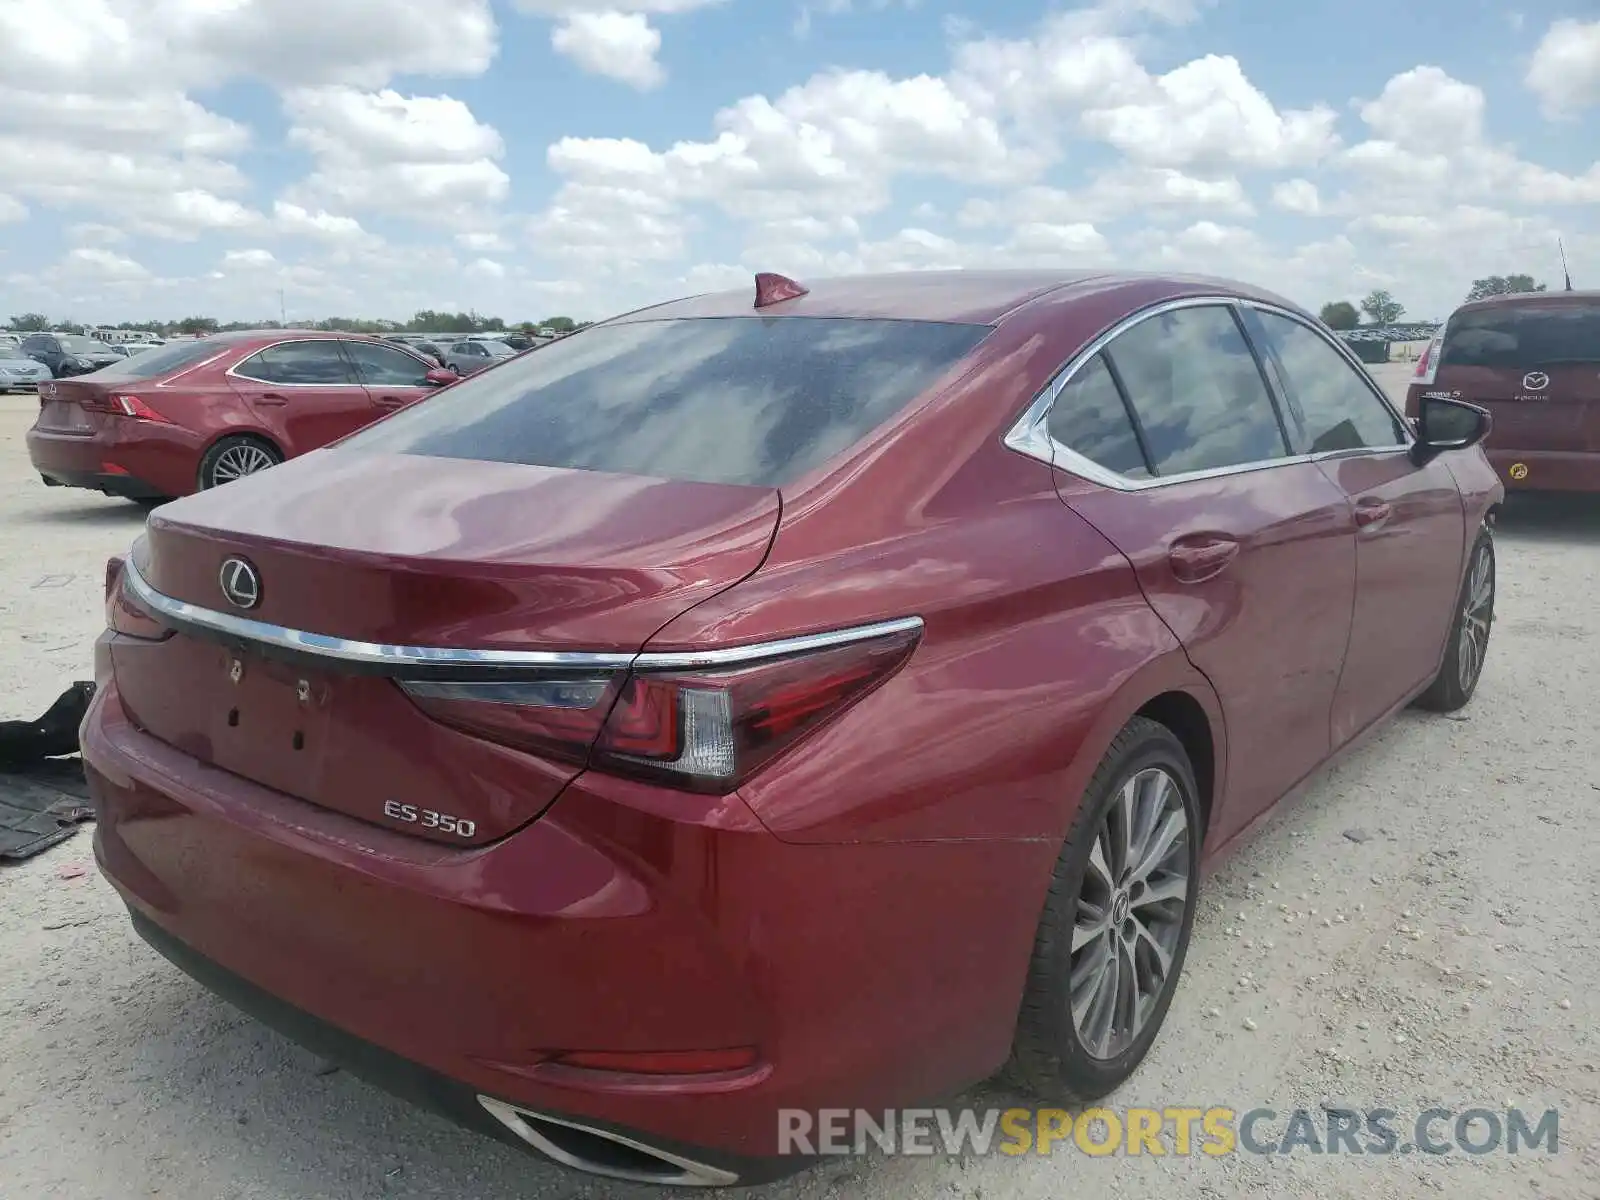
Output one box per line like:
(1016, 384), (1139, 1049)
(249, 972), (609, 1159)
(1440, 302), (1600, 369)
(60, 336), (112, 353)
(341, 317), (989, 488)
(86, 338), (229, 380)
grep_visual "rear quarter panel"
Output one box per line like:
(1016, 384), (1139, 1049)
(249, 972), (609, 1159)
(645, 291), (1230, 845)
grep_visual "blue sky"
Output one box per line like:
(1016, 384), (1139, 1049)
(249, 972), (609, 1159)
(1, 0), (1596, 325)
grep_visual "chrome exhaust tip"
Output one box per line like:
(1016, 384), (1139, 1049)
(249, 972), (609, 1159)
(478, 1096), (739, 1187)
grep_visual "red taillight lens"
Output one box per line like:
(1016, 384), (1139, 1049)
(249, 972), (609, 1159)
(1413, 334), (1442, 384)
(399, 623), (921, 792)
(105, 555), (169, 641)
(402, 675), (625, 764)
(110, 393), (168, 422)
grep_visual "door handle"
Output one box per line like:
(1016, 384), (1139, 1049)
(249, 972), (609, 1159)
(254, 393), (288, 406)
(375, 395), (407, 408)
(1354, 498), (1392, 531)
(1168, 535), (1240, 583)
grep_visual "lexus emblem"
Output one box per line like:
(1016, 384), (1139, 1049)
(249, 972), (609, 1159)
(219, 557), (261, 609)
(1522, 371), (1549, 391)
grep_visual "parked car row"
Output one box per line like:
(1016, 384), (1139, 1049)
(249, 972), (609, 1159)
(71, 269), (1507, 1188)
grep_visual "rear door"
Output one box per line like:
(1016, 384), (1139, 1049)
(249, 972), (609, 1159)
(1044, 300), (1358, 846)
(1242, 305), (1465, 744)
(1434, 300), (1600, 453)
(227, 339), (377, 454)
(340, 339), (437, 414)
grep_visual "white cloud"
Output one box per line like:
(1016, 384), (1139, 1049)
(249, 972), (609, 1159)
(282, 87), (509, 227)
(1526, 18), (1600, 117)
(552, 12), (665, 88)
(271, 201), (376, 245)
(220, 248), (278, 269)
(0, 194), (26, 223)
(63, 247), (150, 280)
(1271, 178), (1321, 215)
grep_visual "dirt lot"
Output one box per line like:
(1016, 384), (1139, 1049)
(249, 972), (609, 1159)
(2, 368), (1598, 1199)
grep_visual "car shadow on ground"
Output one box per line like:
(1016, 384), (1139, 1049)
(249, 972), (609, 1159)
(1493, 493), (1600, 545)
(20, 500), (151, 527)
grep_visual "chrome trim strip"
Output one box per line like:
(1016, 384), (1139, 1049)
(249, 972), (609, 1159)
(478, 1097), (738, 1187)
(1004, 294), (1413, 492)
(633, 616), (923, 670)
(122, 557), (923, 673)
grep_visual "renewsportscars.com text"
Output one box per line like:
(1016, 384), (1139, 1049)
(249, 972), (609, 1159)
(778, 1106), (1559, 1158)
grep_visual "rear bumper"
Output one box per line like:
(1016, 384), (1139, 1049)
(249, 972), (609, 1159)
(27, 423), (203, 499)
(82, 676), (1041, 1168)
(1485, 449), (1600, 493)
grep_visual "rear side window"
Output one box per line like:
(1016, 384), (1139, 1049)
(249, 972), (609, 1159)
(1245, 310), (1406, 453)
(1441, 303), (1600, 368)
(235, 341), (357, 385)
(83, 339), (227, 381)
(1104, 305), (1289, 475)
(1046, 353), (1149, 478)
(344, 341), (432, 387)
(342, 317), (989, 488)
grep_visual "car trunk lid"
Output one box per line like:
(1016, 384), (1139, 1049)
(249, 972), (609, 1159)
(113, 450), (780, 843)
(33, 379), (114, 434)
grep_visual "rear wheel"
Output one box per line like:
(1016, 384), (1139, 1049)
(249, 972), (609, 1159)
(1415, 526), (1495, 712)
(1008, 716), (1202, 1102)
(198, 435), (283, 490)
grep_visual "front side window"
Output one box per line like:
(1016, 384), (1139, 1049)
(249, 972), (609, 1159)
(1245, 310), (1406, 453)
(1045, 352), (1149, 478)
(1104, 305), (1288, 475)
(344, 341), (432, 387)
(342, 316), (989, 488)
(235, 341), (357, 386)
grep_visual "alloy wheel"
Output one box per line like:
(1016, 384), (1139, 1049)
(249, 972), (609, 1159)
(1457, 542), (1494, 693)
(210, 443), (278, 485)
(1070, 767), (1191, 1061)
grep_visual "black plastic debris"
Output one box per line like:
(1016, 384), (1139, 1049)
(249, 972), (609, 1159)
(0, 682), (97, 861)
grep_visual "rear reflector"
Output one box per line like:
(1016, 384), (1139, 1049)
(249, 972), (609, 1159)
(553, 1048), (759, 1076)
(401, 620), (921, 792)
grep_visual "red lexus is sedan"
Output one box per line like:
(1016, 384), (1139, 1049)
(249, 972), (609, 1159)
(26, 331), (457, 506)
(83, 271), (1501, 1186)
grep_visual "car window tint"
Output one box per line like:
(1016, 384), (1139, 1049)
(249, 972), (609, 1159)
(344, 341), (431, 386)
(1104, 306), (1288, 475)
(1440, 302), (1600, 368)
(1248, 311), (1405, 453)
(236, 341), (355, 385)
(1045, 352), (1149, 478)
(87, 339), (227, 381)
(341, 316), (989, 488)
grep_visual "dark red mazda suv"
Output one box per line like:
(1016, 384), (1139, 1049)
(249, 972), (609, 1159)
(84, 270), (1502, 1186)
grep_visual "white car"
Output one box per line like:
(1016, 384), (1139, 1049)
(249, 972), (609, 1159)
(0, 344), (52, 390)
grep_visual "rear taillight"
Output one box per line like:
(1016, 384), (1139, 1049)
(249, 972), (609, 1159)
(110, 394), (168, 422)
(400, 621), (921, 793)
(1413, 334), (1443, 384)
(105, 555), (169, 641)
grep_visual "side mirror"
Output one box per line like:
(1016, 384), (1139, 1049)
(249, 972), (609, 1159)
(424, 367), (459, 387)
(1410, 394), (1490, 467)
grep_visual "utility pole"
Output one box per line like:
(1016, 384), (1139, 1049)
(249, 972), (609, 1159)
(279, 288), (287, 326)
(1558, 239), (1573, 292)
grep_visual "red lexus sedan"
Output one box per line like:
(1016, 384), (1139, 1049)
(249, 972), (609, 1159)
(26, 331), (456, 506)
(83, 271), (1501, 1186)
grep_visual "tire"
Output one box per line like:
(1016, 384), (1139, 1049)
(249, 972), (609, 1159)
(1008, 715), (1203, 1103)
(198, 435), (284, 490)
(1414, 526), (1495, 713)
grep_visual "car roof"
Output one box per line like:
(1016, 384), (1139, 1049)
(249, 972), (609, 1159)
(198, 329), (419, 348)
(607, 269), (1299, 327)
(1456, 289), (1600, 314)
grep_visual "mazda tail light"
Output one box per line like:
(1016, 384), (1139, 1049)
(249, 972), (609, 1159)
(1413, 333), (1443, 385)
(401, 621), (921, 793)
(105, 555), (170, 641)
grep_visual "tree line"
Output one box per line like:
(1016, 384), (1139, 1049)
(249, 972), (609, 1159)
(5, 311), (589, 337)
(1317, 274), (1552, 331)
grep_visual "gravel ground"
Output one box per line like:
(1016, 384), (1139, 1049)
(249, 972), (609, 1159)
(2, 369), (1598, 1199)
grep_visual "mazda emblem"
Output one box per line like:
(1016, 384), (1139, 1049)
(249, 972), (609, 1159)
(219, 557), (261, 609)
(1522, 371), (1549, 391)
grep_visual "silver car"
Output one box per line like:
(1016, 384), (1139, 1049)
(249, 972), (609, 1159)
(0, 344), (52, 391)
